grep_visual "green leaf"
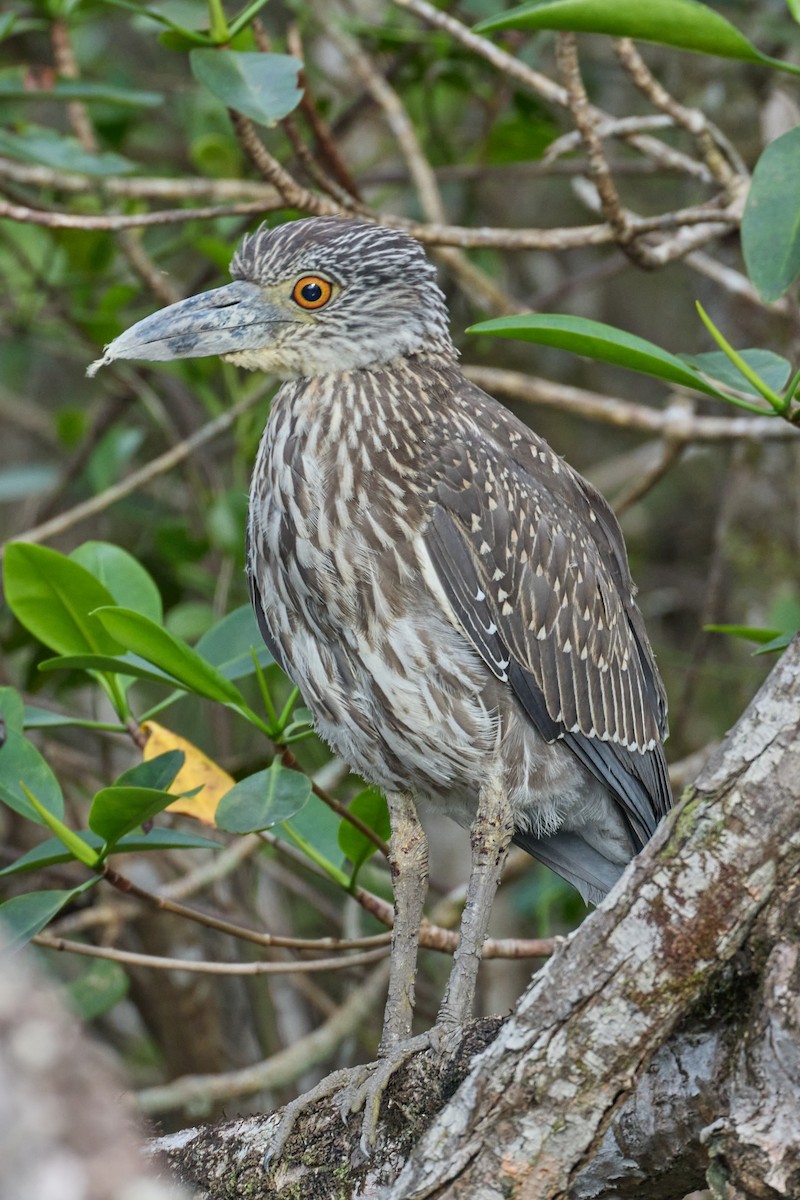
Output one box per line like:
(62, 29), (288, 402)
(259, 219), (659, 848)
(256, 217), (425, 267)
(694, 303), (784, 413)
(0, 880), (98, 953)
(705, 623), (782, 644)
(680, 350), (792, 399)
(3, 543), (124, 657)
(0, 127), (137, 176)
(0, 69), (162, 107)
(0, 828), (220, 878)
(754, 631), (795, 656)
(115, 750), (185, 792)
(70, 542), (163, 624)
(475, 0), (800, 75)
(22, 785), (100, 868)
(0, 688), (25, 735)
(742, 128), (800, 302)
(88, 786), (180, 846)
(0, 464), (57, 502)
(92, 608), (248, 707)
(64, 959), (129, 1021)
(215, 760), (312, 833)
(338, 786), (390, 885)
(87, 427), (144, 494)
(0, 730), (64, 824)
(468, 313), (726, 397)
(190, 49), (303, 126)
(195, 604), (274, 680)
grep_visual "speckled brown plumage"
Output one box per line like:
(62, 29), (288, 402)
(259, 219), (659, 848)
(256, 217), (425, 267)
(91, 215), (671, 905)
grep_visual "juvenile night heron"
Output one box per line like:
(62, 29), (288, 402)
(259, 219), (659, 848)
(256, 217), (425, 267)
(90, 215), (671, 1147)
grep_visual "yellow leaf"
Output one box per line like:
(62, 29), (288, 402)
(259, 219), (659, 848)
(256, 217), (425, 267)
(141, 721), (235, 825)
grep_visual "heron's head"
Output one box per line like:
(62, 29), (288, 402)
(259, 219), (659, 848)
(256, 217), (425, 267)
(88, 217), (455, 380)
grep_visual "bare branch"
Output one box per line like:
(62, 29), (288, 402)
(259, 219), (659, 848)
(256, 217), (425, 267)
(33, 932), (389, 975)
(464, 367), (798, 442)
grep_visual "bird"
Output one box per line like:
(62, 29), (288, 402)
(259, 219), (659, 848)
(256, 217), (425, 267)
(89, 214), (671, 1149)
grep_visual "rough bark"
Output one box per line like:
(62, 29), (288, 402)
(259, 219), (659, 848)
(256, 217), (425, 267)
(151, 636), (800, 1200)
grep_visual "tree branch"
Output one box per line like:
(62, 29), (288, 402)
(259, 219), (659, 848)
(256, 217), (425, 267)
(151, 638), (800, 1198)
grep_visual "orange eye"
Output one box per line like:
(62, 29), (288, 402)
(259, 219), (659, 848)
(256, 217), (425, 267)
(292, 276), (332, 310)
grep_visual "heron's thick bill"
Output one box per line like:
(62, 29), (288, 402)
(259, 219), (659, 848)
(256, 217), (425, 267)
(87, 280), (279, 376)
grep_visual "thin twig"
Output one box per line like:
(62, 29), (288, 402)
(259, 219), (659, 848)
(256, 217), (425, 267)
(287, 24), (363, 200)
(556, 33), (632, 246)
(464, 368), (798, 442)
(34, 932), (389, 974)
(250, 18), (363, 211)
(337, 31), (521, 315)
(0, 196), (282, 230)
(540, 114), (675, 166)
(613, 38), (746, 183)
(229, 110), (341, 216)
(101, 862), (393, 953)
(0, 157), (280, 201)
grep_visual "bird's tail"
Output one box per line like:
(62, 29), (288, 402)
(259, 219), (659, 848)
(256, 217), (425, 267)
(512, 829), (627, 907)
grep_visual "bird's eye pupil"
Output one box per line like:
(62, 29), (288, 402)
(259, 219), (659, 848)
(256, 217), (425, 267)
(301, 282), (323, 303)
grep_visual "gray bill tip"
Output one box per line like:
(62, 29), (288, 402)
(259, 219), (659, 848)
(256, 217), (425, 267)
(86, 351), (114, 378)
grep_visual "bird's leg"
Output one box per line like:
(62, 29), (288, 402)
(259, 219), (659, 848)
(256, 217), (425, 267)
(343, 777), (514, 1154)
(338, 790), (432, 1151)
(436, 770), (514, 1032)
(265, 791), (430, 1166)
(379, 789), (429, 1051)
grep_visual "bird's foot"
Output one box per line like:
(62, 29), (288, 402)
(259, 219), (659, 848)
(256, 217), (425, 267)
(263, 1030), (444, 1171)
(342, 1028), (446, 1156)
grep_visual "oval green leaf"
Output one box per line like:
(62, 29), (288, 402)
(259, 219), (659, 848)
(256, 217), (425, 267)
(0, 730), (64, 824)
(216, 760), (312, 833)
(468, 313), (725, 396)
(679, 349), (792, 399)
(70, 542), (163, 624)
(475, 0), (799, 75)
(88, 785), (180, 846)
(190, 49), (303, 127)
(3, 543), (124, 657)
(195, 604), (274, 680)
(0, 880), (98, 953)
(114, 750), (185, 792)
(742, 128), (800, 302)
